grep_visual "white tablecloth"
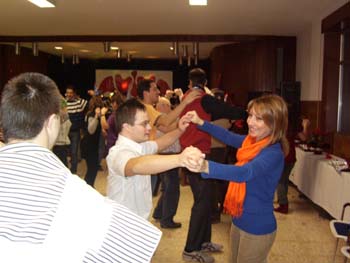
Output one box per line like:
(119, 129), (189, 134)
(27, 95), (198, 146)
(290, 147), (350, 221)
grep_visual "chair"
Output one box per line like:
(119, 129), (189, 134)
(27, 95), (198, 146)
(330, 203), (350, 263)
(341, 246), (350, 263)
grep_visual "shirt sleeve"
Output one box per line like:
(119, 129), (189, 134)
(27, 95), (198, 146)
(47, 172), (162, 263)
(108, 147), (139, 177)
(199, 121), (245, 148)
(140, 141), (158, 155)
(201, 146), (284, 182)
(201, 95), (247, 121)
(83, 198), (162, 263)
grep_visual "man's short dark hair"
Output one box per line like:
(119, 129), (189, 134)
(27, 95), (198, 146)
(0, 72), (61, 142)
(137, 79), (155, 100)
(115, 98), (146, 134)
(189, 68), (207, 89)
(66, 84), (76, 92)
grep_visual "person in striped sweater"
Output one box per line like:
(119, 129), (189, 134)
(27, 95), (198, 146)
(0, 72), (162, 263)
(65, 85), (87, 174)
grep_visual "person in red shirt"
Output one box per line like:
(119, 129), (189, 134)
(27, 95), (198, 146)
(180, 68), (246, 263)
(274, 132), (296, 214)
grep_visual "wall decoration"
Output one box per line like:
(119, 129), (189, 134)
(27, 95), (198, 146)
(95, 69), (173, 97)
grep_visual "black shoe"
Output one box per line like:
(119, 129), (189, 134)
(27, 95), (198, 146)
(160, 221), (182, 229)
(152, 215), (161, 221)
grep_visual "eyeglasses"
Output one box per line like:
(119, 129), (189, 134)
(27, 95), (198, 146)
(134, 120), (150, 128)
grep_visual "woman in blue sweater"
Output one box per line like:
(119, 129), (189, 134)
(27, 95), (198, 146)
(185, 94), (289, 263)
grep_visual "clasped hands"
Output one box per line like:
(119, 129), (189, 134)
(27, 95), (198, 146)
(179, 146), (205, 173)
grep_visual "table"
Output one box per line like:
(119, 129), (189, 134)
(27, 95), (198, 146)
(290, 147), (350, 221)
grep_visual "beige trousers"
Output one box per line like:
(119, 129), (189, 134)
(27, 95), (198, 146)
(229, 223), (276, 263)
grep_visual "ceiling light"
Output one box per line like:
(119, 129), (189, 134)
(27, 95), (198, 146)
(27, 0), (56, 8)
(54, 46), (63, 50)
(193, 42), (199, 56)
(173, 42), (179, 56)
(179, 55), (183, 65)
(127, 53), (132, 62)
(187, 56), (191, 67)
(14, 42), (21, 55)
(194, 55), (198, 66)
(170, 46), (174, 51)
(111, 46), (119, 50)
(32, 42), (39, 56)
(116, 49), (122, 59)
(80, 49), (91, 53)
(189, 0), (207, 6)
(103, 42), (111, 53)
(182, 45), (188, 58)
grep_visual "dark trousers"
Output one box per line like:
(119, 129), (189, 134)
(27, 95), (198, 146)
(153, 168), (180, 224)
(68, 130), (80, 174)
(84, 150), (99, 187)
(210, 148), (229, 220)
(53, 145), (69, 167)
(277, 162), (295, 205)
(184, 170), (212, 252)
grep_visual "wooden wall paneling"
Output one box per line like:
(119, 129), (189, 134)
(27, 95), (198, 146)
(210, 37), (296, 107)
(1, 45), (49, 86)
(279, 37), (297, 82)
(300, 100), (321, 131)
(333, 132), (350, 161)
(322, 33), (340, 133)
(254, 39), (276, 93)
(322, 2), (350, 33)
(0, 45), (6, 91)
(210, 43), (255, 107)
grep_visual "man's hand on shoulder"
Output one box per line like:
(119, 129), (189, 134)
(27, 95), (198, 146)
(182, 90), (202, 105)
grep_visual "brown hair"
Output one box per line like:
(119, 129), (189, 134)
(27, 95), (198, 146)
(86, 95), (104, 116)
(247, 94), (289, 156)
(0, 72), (60, 142)
(115, 98), (146, 134)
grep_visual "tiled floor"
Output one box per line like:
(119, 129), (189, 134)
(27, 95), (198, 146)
(77, 160), (348, 263)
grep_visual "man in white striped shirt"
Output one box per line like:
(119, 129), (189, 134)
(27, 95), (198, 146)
(0, 72), (162, 263)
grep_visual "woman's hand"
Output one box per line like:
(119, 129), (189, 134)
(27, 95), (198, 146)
(185, 111), (204, 126)
(178, 146), (205, 170)
(101, 107), (109, 116)
(178, 114), (191, 131)
(95, 107), (101, 118)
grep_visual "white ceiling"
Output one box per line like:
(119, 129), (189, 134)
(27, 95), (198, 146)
(0, 0), (347, 59)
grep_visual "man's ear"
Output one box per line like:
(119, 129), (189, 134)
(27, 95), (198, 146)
(122, 122), (130, 132)
(46, 114), (57, 129)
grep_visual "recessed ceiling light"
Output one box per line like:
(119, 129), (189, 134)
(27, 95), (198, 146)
(111, 46), (119, 50)
(54, 46), (63, 50)
(27, 0), (55, 8)
(189, 0), (207, 6)
(80, 49), (91, 53)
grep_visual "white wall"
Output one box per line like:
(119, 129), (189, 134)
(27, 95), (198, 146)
(296, 0), (348, 101)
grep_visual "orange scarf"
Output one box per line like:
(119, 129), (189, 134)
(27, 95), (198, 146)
(223, 135), (270, 217)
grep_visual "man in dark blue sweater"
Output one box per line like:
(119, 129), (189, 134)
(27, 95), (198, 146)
(66, 85), (87, 174)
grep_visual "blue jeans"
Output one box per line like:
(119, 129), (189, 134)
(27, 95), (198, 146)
(68, 130), (80, 174)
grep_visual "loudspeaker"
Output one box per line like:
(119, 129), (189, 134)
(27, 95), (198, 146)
(278, 81), (301, 132)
